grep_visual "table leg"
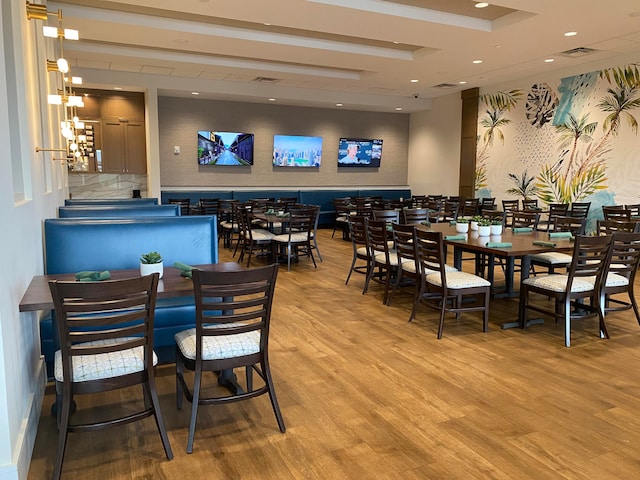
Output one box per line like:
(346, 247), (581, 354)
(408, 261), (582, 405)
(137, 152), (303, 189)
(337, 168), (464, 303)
(501, 255), (544, 329)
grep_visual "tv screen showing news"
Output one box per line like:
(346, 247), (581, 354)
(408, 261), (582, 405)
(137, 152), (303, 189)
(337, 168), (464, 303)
(272, 135), (322, 167)
(198, 131), (254, 166)
(337, 138), (383, 167)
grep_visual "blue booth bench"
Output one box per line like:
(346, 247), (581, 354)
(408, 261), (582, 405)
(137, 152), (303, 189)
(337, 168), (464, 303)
(160, 188), (411, 227)
(41, 216), (218, 378)
(58, 204), (180, 217)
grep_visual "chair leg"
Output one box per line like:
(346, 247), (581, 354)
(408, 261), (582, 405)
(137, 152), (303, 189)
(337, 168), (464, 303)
(187, 366), (202, 454)
(176, 351), (184, 410)
(408, 279), (424, 323)
(482, 288), (490, 332)
(261, 360), (286, 433)
(52, 383), (71, 480)
(345, 253), (357, 285)
(518, 286), (528, 329)
(437, 296), (447, 339)
(564, 297), (572, 348)
(147, 376), (174, 460)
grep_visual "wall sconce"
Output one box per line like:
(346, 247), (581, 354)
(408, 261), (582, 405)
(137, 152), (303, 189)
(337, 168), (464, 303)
(26, 2), (48, 21)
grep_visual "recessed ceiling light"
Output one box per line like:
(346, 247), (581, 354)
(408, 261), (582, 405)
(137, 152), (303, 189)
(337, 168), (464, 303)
(475, 2), (489, 8)
(544, 58), (554, 63)
(264, 23), (271, 26)
(564, 31), (578, 37)
(473, 59), (483, 64)
(410, 79), (419, 83)
(395, 107), (403, 111)
(459, 81), (467, 84)
(393, 41), (400, 44)
(268, 98), (276, 102)
(113, 87), (122, 90)
(191, 92), (200, 95)
(335, 103), (343, 107)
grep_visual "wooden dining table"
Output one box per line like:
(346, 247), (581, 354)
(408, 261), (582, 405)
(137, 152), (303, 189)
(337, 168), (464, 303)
(416, 223), (574, 328)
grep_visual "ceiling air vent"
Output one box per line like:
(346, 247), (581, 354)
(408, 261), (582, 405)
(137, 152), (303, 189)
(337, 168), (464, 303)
(558, 47), (597, 57)
(433, 83), (458, 89)
(253, 76), (280, 83)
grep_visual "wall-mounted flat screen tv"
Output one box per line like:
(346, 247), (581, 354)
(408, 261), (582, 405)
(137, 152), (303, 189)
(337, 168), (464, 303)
(272, 134), (322, 167)
(198, 131), (254, 165)
(337, 138), (383, 167)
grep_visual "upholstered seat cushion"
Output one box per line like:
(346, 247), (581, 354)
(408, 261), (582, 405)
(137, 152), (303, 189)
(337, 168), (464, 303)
(54, 337), (158, 383)
(530, 252), (572, 265)
(248, 229), (276, 240)
(522, 274), (595, 293)
(272, 232), (309, 243)
(605, 272), (629, 287)
(356, 246), (368, 256)
(401, 260), (457, 275)
(374, 251), (400, 266)
(175, 324), (260, 361)
(426, 271), (490, 289)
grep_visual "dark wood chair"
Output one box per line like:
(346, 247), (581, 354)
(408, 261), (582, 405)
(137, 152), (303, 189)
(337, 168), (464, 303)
(271, 208), (317, 271)
(530, 216), (586, 274)
(345, 215), (371, 286)
(175, 265), (285, 453)
(625, 203), (640, 217)
(363, 218), (400, 305)
(461, 198), (480, 217)
(522, 198), (538, 210)
(236, 206), (275, 267)
(411, 229), (490, 338)
(511, 211), (540, 230)
(539, 203), (569, 231)
(198, 198), (219, 215)
(218, 199), (240, 248)
(401, 208), (429, 224)
(332, 197), (351, 239)
(603, 232), (640, 324)
(168, 198), (190, 216)
(597, 219), (640, 234)
(372, 209), (400, 224)
(480, 197), (496, 211)
(602, 205), (632, 221)
(388, 223), (419, 305)
(518, 234), (613, 347)
(569, 202), (591, 219)
(48, 274), (173, 479)
(502, 199), (520, 223)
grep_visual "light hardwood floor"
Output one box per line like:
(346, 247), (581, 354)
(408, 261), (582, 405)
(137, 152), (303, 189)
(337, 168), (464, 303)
(28, 229), (640, 479)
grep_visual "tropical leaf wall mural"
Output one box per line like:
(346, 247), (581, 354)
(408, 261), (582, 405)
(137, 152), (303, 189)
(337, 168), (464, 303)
(477, 61), (640, 224)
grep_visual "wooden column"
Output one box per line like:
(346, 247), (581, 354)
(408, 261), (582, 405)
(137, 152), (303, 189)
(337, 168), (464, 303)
(459, 88), (479, 198)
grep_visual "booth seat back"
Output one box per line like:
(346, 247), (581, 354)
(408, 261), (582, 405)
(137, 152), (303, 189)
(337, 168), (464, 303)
(41, 216), (218, 376)
(58, 204), (180, 218)
(299, 189), (359, 227)
(65, 198), (159, 206)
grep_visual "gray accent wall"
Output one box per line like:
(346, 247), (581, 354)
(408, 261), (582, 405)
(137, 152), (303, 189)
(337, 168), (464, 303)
(158, 96), (410, 188)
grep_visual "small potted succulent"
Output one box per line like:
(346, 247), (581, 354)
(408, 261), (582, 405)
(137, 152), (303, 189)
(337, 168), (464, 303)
(470, 215), (482, 231)
(477, 219), (491, 236)
(490, 219), (503, 235)
(455, 217), (469, 233)
(140, 251), (163, 278)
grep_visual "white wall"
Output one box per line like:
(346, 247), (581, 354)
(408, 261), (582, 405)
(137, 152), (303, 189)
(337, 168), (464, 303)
(407, 93), (462, 196)
(0, 2), (64, 479)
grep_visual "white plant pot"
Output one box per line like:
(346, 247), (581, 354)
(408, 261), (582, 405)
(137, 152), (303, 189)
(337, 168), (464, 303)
(455, 223), (469, 233)
(478, 225), (491, 236)
(490, 224), (503, 235)
(470, 221), (479, 231)
(140, 261), (163, 278)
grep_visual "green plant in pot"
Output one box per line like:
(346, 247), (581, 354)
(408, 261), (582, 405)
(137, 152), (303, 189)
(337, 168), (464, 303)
(470, 215), (482, 231)
(477, 219), (492, 236)
(455, 217), (469, 233)
(490, 219), (503, 235)
(140, 251), (164, 278)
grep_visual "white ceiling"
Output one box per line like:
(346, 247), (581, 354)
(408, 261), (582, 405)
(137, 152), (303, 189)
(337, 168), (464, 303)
(48, 0), (640, 112)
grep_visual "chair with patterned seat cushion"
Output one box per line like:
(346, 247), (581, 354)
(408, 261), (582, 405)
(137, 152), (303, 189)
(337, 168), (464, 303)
(345, 215), (371, 286)
(596, 219), (640, 234)
(175, 265), (285, 453)
(530, 216), (586, 274)
(363, 218), (400, 305)
(412, 229), (490, 338)
(48, 274), (173, 480)
(603, 232), (640, 324)
(518, 234), (613, 347)
(271, 208), (317, 271)
(236, 207), (275, 267)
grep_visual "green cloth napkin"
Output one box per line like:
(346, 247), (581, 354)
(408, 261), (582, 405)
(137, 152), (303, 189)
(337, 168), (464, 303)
(174, 261), (195, 278)
(445, 234), (466, 241)
(485, 242), (512, 248)
(549, 231), (572, 239)
(75, 270), (111, 281)
(532, 240), (557, 248)
(420, 221), (431, 227)
(512, 227), (533, 233)
(449, 220), (457, 225)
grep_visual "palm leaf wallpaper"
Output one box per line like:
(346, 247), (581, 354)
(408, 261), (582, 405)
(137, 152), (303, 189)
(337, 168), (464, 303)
(476, 62), (640, 226)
